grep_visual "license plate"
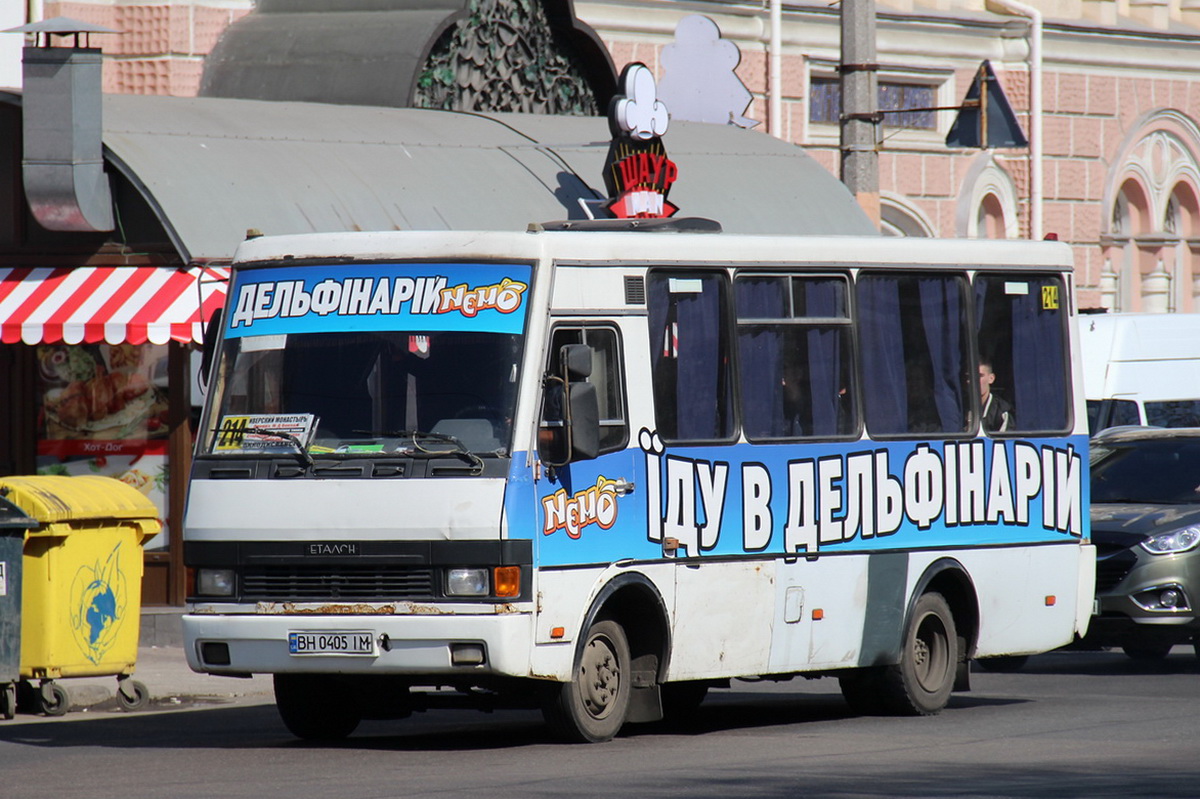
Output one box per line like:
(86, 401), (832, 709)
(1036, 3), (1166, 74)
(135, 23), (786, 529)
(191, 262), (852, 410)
(288, 630), (375, 656)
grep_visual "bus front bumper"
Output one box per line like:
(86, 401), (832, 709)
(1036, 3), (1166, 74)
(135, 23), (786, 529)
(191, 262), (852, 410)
(182, 609), (535, 679)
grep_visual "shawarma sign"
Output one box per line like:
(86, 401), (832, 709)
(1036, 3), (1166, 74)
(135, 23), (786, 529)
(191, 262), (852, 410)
(603, 63), (679, 219)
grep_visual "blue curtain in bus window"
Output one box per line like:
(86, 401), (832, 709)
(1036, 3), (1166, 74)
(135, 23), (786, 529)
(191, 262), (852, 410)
(975, 276), (1067, 432)
(857, 277), (907, 434)
(918, 278), (965, 431)
(1011, 283), (1065, 430)
(649, 274), (731, 440)
(736, 277), (785, 438)
(802, 280), (842, 436)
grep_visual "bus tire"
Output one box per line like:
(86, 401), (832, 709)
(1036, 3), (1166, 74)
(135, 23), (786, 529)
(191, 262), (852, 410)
(881, 591), (957, 716)
(273, 674), (361, 741)
(542, 620), (631, 743)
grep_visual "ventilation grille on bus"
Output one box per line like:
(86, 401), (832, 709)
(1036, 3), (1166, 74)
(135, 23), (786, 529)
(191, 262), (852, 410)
(624, 275), (646, 305)
(240, 565), (435, 601)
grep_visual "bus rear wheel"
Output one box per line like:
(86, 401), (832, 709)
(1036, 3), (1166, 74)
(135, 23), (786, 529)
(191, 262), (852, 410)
(881, 591), (957, 716)
(542, 619), (631, 743)
(273, 674), (361, 741)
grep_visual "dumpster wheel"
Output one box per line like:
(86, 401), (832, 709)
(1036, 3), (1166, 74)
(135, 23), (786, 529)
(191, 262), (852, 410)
(116, 678), (149, 712)
(1, 683), (15, 720)
(38, 681), (69, 717)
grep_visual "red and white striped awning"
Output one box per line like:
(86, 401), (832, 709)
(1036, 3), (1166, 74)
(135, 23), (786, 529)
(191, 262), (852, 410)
(0, 265), (229, 346)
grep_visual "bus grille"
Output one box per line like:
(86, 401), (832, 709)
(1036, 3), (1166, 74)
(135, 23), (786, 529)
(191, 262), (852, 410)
(240, 565), (436, 601)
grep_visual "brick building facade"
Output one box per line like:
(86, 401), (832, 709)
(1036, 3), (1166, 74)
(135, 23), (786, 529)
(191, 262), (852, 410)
(9, 0), (1200, 310)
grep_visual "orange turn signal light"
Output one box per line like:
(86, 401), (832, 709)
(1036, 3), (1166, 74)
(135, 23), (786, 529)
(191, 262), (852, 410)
(494, 566), (521, 598)
(1045, 595), (1057, 606)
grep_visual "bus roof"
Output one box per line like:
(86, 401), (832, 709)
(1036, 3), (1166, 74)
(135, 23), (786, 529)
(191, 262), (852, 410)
(232, 227), (1077, 272)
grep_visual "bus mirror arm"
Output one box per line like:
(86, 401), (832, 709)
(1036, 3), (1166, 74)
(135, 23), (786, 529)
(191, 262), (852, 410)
(198, 307), (222, 389)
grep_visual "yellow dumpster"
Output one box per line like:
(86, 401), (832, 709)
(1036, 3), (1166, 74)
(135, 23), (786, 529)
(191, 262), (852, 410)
(0, 475), (159, 716)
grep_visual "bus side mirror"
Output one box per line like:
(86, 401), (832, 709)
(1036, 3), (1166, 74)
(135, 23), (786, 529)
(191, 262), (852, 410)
(567, 381), (599, 461)
(563, 343), (592, 381)
(540, 344), (600, 467)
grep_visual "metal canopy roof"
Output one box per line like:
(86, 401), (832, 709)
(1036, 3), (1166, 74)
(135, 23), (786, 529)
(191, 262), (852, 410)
(101, 95), (876, 263)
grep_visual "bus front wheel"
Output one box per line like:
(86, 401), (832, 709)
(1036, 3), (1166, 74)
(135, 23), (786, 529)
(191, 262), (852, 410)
(273, 674), (361, 741)
(882, 591), (957, 716)
(542, 619), (631, 743)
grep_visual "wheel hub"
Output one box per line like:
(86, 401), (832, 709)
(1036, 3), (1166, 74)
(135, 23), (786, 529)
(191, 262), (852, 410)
(581, 638), (619, 719)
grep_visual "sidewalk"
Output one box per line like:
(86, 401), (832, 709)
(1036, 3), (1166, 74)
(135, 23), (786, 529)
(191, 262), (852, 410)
(7, 608), (274, 719)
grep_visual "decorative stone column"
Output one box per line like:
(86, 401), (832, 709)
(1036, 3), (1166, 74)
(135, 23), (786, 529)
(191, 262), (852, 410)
(1098, 238), (1124, 311)
(1190, 241), (1200, 310)
(1081, 0), (1120, 26)
(1137, 237), (1172, 312)
(1183, 0), (1200, 28)
(1129, 0), (1170, 29)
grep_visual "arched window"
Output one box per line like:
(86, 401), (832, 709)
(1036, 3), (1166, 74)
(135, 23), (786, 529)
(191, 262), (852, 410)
(1103, 111), (1200, 312)
(1167, 182), (1200, 311)
(880, 193), (935, 237)
(976, 193), (1007, 239)
(957, 154), (1019, 239)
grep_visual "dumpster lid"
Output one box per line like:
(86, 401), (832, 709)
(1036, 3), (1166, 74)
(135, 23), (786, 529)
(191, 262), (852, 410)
(0, 476), (158, 524)
(0, 495), (37, 531)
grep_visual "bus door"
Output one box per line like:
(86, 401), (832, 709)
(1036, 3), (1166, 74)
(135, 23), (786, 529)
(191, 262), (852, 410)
(534, 322), (643, 569)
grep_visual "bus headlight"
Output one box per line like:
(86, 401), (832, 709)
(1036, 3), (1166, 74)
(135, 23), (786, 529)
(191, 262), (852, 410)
(196, 568), (236, 597)
(446, 568), (489, 596)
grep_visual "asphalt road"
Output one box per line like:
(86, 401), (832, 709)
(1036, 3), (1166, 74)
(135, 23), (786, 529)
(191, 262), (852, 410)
(1, 647), (1198, 799)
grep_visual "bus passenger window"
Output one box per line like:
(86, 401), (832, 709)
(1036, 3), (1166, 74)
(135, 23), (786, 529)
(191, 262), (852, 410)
(974, 275), (1070, 434)
(647, 273), (735, 442)
(857, 273), (972, 437)
(735, 274), (857, 440)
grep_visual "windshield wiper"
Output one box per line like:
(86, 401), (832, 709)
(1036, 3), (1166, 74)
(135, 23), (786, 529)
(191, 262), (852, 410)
(220, 426), (315, 468)
(372, 429), (485, 473)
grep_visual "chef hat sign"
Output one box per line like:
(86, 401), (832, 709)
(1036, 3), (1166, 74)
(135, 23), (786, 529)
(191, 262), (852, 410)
(603, 63), (679, 219)
(613, 63), (670, 141)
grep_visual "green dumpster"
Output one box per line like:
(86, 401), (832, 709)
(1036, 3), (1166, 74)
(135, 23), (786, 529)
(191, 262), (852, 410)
(0, 494), (35, 719)
(0, 475), (160, 716)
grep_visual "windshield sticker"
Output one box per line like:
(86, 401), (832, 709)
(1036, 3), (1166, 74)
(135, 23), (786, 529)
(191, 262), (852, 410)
(215, 414), (317, 452)
(225, 264), (531, 338)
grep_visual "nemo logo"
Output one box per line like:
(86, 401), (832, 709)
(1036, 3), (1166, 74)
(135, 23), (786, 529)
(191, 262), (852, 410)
(542, 477), (620, 539)
(438, 278), (527, 317)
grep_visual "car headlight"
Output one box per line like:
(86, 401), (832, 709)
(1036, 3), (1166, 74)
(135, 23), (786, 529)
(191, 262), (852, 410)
(1140, 526), (1200, 555)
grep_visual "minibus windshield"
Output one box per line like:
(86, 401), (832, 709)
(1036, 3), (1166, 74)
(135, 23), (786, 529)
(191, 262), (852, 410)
(202, 329), (522, 457)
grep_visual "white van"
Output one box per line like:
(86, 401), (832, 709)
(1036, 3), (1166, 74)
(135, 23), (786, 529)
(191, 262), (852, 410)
(1079, 312), (1200, 434)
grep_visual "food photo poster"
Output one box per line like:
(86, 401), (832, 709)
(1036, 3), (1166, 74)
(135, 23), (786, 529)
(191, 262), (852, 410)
(36, 343), (170, 549)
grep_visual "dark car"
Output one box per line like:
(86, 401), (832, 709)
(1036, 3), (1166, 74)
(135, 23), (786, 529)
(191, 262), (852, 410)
(1088, 426), (1200, 659)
